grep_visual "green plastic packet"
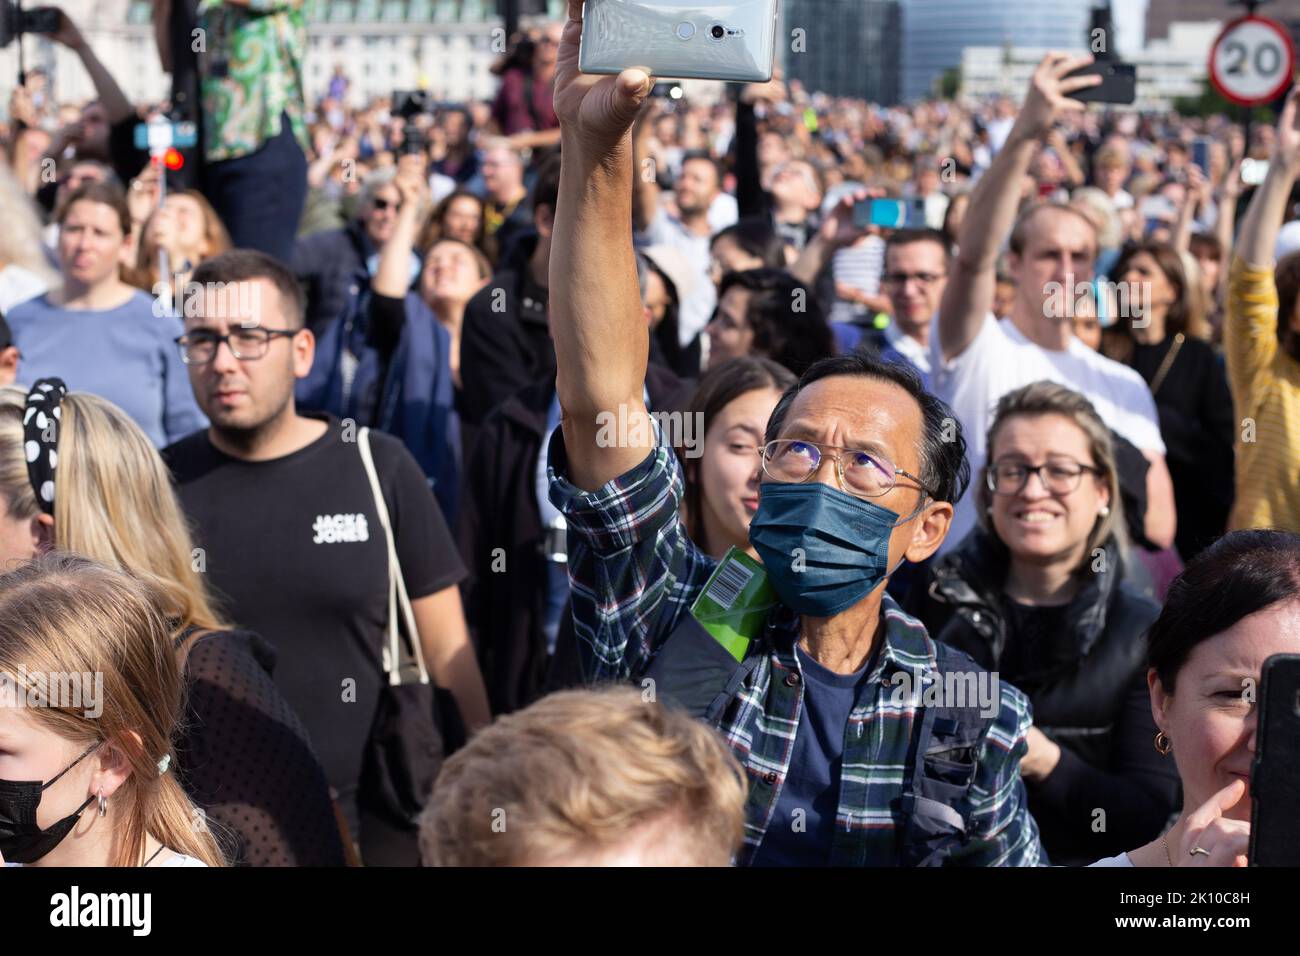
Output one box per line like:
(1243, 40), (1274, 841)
(689, 547), (778, 663)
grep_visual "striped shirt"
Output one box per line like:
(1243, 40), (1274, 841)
(830, 234), (887, 324)
(1225, 258), (1300, 531)
(547, 431), (1044, 866)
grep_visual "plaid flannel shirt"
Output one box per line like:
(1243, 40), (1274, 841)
(548, 429), (1044, 866)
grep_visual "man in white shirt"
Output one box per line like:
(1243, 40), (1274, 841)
(879, 228), (949, 381)
(1093, 144), (1134, 211)
(932, 52), (1177, 555)
(633, 148), (737, 346)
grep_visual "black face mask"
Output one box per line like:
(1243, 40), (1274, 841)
(0, 742), (102, 865)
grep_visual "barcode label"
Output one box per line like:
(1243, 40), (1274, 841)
(707, 559), (754, 610)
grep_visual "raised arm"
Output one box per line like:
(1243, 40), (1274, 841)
(1225, 89), (1300, 398)
(551, 1), (655, 492)
(372, 154), (427, 299)
(49, 11), (134, 125)
(1236, 89), (1300, 271)
(1172, 163), (1210, 254)
(788, 187), (873, 286)
(938, 53), (1099, 360)
(1214, 161), (1241, 305)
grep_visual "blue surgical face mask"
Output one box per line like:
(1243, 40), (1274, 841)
(748, 480), (919, 618)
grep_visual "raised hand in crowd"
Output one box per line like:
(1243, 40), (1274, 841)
(938, 52), (1099, 360)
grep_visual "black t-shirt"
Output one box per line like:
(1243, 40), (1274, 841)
(163, 415), (465, 828)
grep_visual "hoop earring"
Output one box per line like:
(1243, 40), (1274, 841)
(1153, 731), (1172, 755)
(98, 787), (108, 817)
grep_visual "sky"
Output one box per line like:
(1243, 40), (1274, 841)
(1114, 0), (1148, 55)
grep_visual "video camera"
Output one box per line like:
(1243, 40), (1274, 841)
(392, 90), (435, 158)
(0, 0), (58, 49)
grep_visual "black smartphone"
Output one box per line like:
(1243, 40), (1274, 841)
(1192, 137), (1212, 177)
(1249, 654), (1300, 866)
(1064, 62), (1137, 105)
(21, 6), (61, 34)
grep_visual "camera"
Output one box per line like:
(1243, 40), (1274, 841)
(710, 24), (725, 39)
(0, 0), (59, 48)
(392, 90), (433, 158)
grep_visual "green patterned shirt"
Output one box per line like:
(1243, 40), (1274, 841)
(197, 0), (310, 162)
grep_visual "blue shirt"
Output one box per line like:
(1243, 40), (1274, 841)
(750, 646), (875, 867)
(7, 291), (207, 447)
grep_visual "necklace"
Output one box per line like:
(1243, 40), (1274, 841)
(1162, 832), (1174, 867)
(142, 843), (167, 868)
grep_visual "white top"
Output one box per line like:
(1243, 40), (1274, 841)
(884, 322), (931, 376)
(0, 264), (49, 315)
(930, 312), (1165, 553)
(708, 192), (739, 235)
(646, 207), (722, 346)
(829, 234), (887, 324)
(1108, 189), (1135, 211)
(1087, 852), (1135, 867)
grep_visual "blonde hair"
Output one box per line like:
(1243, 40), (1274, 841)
(0, 553), (225, 866)
(420, 688), (748, 866)
(0, 164), (59, 283)
(977, 381), (1126, 571)
(0, 387), (227, 633)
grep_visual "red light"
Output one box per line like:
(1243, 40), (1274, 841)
(163, 148), (184, 171)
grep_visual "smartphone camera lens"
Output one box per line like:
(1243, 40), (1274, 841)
(710, 24), (725, 39)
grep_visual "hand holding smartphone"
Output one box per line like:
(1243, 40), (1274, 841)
(1061, 62), (1137, 105)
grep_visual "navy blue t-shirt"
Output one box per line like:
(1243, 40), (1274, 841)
(750, 646), (874, 867)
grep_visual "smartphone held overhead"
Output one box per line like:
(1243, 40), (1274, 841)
(1063, 61), (1137, 105)
(852, 198), (927, 231)
(580, 0), (780, 83)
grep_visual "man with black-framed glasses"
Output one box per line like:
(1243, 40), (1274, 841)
(836, 228), (949, 390)
(539, 1), (1043, 867)
(163, 249), (490, 866)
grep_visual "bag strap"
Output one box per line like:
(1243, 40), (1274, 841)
(357, 427), (430, 688)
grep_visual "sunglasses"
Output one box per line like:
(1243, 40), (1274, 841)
(372, 198), (404, 212)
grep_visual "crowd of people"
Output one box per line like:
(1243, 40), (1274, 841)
(1, 2), (1297, 868)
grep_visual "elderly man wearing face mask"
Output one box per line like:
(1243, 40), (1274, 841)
(543, 1), (1044, 867)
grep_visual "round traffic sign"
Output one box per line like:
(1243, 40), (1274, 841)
(1210, 15), (1296, 107)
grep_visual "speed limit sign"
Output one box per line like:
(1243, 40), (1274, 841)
(1210, 15), (1296, 107)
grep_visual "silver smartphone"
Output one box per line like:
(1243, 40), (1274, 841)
(579, 0), (780, 83)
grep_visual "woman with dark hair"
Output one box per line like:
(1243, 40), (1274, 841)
(679, 357), (796, 558)
(638, 246), (703, 380)
(908, 381), (1178, 865)
(706, 268), (835, 376)
(1090, 529), (1300, 868)
(708, 217), (787, 287)
(1102, 239), (1235, 561)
